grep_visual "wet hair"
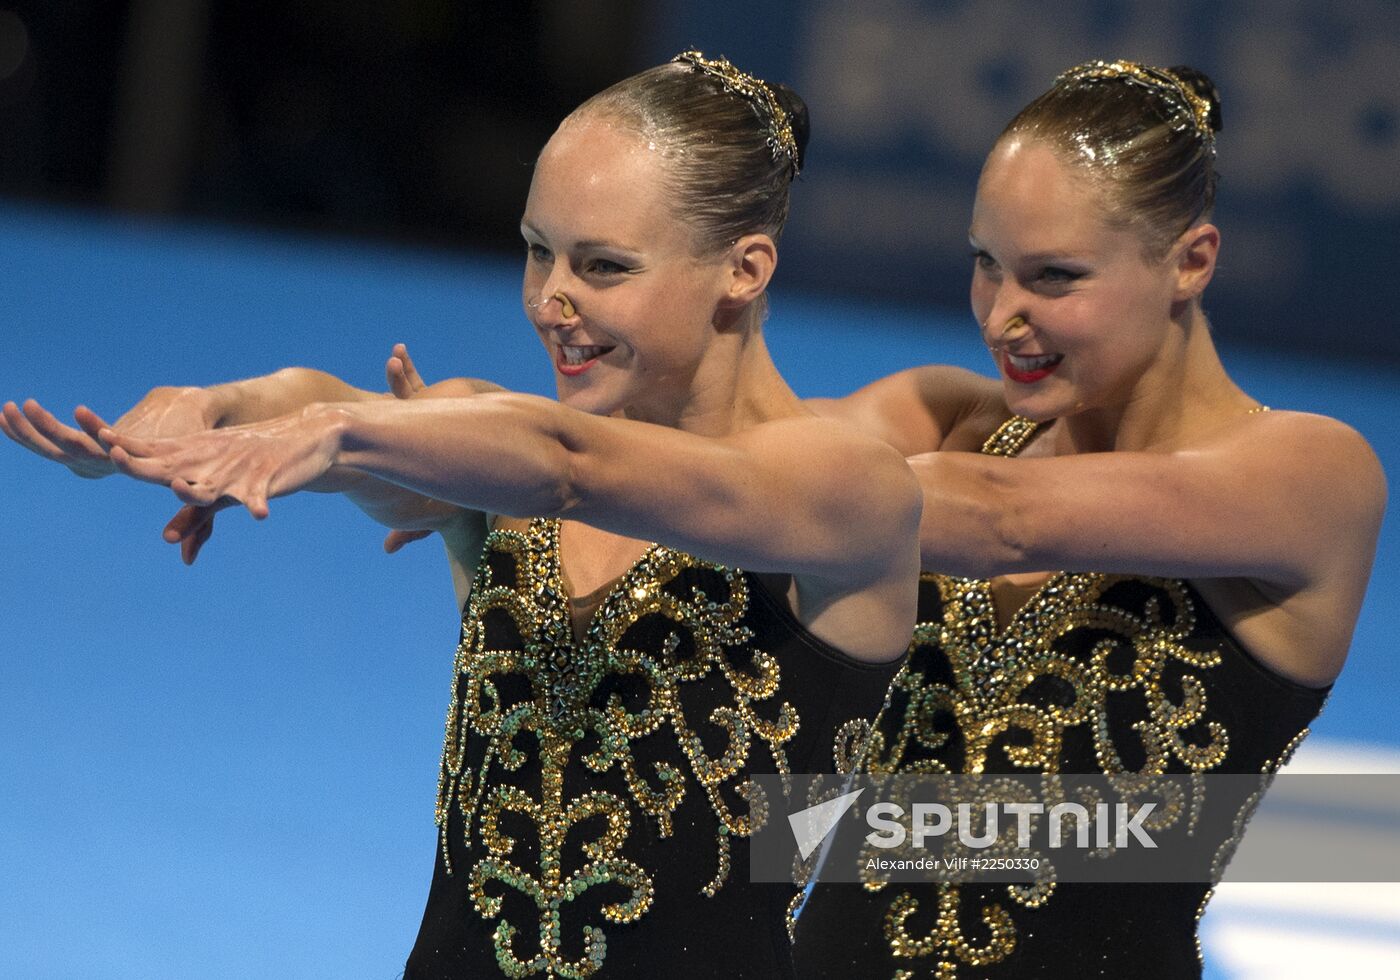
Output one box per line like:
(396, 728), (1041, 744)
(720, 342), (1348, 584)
(1000, 60), (1223, 258)
(567, 54), (811, 255)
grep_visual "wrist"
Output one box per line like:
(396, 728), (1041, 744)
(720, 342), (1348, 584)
(302, 401), (355, 466)
(199, 383), (241, 427)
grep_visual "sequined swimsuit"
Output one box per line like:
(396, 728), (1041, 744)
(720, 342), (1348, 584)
(404, 517), (903, 979)
(790, 417), (1330, 980)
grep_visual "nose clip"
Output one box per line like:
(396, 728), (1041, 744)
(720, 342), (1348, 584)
(527, 290), (577, 318)
(986, 315), (1030, 351)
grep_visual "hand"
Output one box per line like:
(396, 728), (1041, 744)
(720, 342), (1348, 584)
(2, 401), (118, 478)
(163, 499), (237, 565)
(383, 342), (434, 553)
(103, 407), (346, 521)
(386, 342), (429, 400)
(1, 386), (218, 479)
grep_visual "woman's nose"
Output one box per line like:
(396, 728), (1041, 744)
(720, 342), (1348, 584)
(527, 290), (577, 320)
(984, 313), (1031, 351)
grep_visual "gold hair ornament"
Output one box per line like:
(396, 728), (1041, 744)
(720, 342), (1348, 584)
(1056, 59), (1217, 151)
(672, 49), (801, 176)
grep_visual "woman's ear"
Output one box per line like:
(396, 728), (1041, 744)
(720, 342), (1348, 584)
(1172, 222), (1220, 302)
(718, 233), (778, 309)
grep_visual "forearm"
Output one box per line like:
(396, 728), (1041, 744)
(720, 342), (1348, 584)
(909, 452), (1028, 576)
(207, 367), (503, 426)
(203, 368), (376, 426)
(329, 393), (576, 519)
(212, 370), (508, 524)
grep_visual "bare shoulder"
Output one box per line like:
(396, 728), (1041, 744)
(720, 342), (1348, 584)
(1215, 409), (1386, 506)
(1211, 410), (1386, 587)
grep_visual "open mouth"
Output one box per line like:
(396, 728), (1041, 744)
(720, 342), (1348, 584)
(556, 344), (616, 375)
(1003, 351), (1064, 383)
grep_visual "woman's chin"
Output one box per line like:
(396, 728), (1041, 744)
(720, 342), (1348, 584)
(1003, 388), (1072, 425)
(554, 382), (619, 416)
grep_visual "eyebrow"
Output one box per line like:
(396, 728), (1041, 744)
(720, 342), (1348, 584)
(1019, 251), (1091, 265)
(968, 236), (1091, 265)
(520, 220), (641, 255)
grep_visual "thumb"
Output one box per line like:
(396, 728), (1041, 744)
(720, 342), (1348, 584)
(384, 528), (434, 553)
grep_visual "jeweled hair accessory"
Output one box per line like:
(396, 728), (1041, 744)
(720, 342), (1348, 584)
(672, 49), (801, 176)
(1056, 59), (1217, 150)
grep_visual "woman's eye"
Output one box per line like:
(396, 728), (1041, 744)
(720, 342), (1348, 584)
(970, 249), (996, 270)
(1040, 266), (1083, 284)
(589, 259), (629, 275)
(526, 243), (551, 262)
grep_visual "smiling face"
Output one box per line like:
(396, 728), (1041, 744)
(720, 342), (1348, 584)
(520, 114), (737, 419)
(969, 137), (1185, 422)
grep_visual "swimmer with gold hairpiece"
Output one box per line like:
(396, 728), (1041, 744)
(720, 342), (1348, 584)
(792, 58), (1385, 980)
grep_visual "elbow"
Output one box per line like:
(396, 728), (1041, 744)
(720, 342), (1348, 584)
(916, 457), (1035, 576)
(540, 448), (584, 518)
(530, 403), (588, 519)
(984, 498), (1036, 572)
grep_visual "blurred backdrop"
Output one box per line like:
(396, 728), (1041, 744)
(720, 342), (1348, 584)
(2, 3), (1397, 979)
(2, 1), (1399, 359)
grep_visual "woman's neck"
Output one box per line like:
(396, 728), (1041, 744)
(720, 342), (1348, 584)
(1054, 305), (1255, 455)
(622, 322), (806, 436)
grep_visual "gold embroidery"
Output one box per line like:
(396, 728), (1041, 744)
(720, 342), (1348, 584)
(435, 518), (799, 977)
(861, 416), (1250, 979)
(979, 415), (1044, 456)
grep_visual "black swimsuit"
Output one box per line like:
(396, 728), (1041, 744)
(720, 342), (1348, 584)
(405, 517), (904, 979)
(790, 417), (1329, 980)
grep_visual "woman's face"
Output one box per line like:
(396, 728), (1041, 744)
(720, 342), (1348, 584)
(968, 137), (1182, 422)
(520, 114), (733, 418)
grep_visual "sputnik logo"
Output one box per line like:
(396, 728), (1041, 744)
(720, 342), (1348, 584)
(787, 788), (865, 860)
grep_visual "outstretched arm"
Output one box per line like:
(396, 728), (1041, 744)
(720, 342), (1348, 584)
(908, 411), (1385, 589)
(4, 356), (501, 563)
(2, 366), (400, 480)
(104, 393), (921, 581)
(97, 389), (926, 661)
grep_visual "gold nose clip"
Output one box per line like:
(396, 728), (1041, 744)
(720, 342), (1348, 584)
(989, 315), (1029, 350)
(1000, 315), (1028, 340)
(554, 291), (576, 318)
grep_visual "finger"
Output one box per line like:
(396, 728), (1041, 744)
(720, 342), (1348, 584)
(0, 404), (22, 444)
(164, 502), (224, 542)
(4, 400), (67, 460)
(0, 405), (36, 453)
(386, 356), (414, 400)
(108, 443), (177, 485)
(247, 493), (270, 520)
(384, 527), (434, 553)
(395, 343), (428, 392)
(74, 406), (115, 445)
(24, 401), (108, 459)
(171, 477), (222, 507)
(182, 516), (215, 565)
(99, 427), (161, 457)
(387, 343), (429, 398)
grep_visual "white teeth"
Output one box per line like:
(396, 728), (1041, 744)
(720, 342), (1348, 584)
(1008, 352), (1063, 371)
(561, 345), (607, 365)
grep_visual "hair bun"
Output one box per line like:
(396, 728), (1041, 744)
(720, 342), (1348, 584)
(1168, 65), (1223, 134)
(770, 82), (811, 173)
